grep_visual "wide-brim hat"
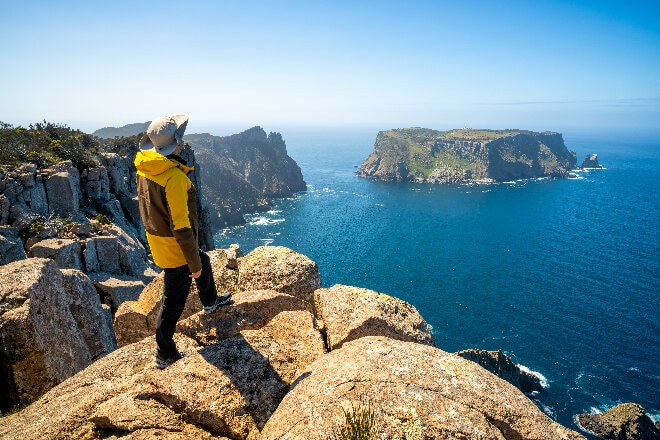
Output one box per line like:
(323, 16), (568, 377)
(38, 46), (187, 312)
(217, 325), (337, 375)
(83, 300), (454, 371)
(139, 115), (189, 156)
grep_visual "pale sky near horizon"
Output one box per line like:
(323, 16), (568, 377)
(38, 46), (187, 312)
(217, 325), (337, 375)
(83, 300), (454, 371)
(1, 0), (659, 135)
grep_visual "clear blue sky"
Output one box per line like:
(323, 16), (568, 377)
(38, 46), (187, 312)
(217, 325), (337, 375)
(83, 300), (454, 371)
(1, 0), (659, 134)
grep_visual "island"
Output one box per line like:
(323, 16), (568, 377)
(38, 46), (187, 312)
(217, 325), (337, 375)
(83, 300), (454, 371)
(358, 127), (578, 184)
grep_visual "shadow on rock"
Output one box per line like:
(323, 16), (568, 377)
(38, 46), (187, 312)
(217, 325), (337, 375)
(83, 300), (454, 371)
(199, 335), (288, 431)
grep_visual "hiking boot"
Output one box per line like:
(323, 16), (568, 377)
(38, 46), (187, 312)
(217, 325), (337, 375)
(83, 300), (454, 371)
(203, 292), (232, 314)
(155, 351), (185, 370)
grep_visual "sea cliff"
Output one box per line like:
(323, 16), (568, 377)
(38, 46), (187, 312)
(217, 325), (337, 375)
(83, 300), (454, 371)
(184, 127), (306, 228)
(94, 123), (307, 228)
(358, 128), (578, 184)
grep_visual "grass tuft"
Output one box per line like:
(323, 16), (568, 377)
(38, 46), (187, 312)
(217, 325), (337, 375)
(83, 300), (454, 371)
(330, 400), (377, 440)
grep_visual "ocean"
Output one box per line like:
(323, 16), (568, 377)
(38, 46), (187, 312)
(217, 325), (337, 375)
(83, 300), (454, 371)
(213, 126), (659, 434)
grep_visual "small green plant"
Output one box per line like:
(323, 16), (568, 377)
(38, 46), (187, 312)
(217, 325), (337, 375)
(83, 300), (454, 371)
(28, 220), (45, 235)
(25, 214), (77, 239)
(331, 400), (377, 440)
(4, 402), (28, 417)
(94, 214), (112, 225)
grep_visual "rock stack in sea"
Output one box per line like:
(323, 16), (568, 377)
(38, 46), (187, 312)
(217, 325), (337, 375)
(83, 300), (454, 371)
(578, 403), (660, 440)
(0, 245), (586, 440)
(581, 153), (603, 168)
(455, 348), (544, 394)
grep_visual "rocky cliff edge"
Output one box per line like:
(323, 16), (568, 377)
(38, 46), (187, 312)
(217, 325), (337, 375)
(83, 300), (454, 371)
(0, 245), (584, 440)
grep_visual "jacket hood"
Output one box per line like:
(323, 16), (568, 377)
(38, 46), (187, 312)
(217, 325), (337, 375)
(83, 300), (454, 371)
(134, 150), (194, 176)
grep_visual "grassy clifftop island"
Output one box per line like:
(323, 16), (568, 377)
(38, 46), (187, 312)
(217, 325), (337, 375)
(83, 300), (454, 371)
(358, 127), (578, 184)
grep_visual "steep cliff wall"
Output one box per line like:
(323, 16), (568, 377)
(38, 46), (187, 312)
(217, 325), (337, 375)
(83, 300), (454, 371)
(95, 123), (307, 228)
(185, 127), (306, 227)
(358, 128), (577, 184)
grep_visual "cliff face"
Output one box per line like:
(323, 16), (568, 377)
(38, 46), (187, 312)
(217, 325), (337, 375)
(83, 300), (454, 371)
(94, 123), (307, 228)
(358, 128), (577, 183)
(0, 140), (216, 411)
(185, 127), (306, 227)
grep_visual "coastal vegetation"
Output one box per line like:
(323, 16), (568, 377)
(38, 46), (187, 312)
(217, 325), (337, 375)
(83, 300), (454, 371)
(0, 121), (99, 170)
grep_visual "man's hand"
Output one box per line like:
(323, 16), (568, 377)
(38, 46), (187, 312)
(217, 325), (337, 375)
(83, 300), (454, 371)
(189, 270), (202, 279)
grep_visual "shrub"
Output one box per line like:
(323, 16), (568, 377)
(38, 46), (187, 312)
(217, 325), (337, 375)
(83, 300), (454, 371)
(0, 120), (100, 170)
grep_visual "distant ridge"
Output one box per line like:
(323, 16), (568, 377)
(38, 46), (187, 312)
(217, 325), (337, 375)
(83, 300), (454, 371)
(92, 122), (150, 138)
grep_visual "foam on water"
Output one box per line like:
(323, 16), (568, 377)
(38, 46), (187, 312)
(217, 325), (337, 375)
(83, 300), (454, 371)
(519, 365), (549, 389)
(538, 400), (557, 419)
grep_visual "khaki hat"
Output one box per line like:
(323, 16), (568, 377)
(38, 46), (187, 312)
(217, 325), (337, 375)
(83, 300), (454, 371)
(139, 115), (189, 156)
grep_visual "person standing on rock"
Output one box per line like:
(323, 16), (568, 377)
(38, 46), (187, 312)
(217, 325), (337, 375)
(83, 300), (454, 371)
(134, 115), (231, 369)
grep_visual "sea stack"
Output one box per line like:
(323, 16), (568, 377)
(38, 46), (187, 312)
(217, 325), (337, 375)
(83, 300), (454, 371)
(581, 153), (603, 168)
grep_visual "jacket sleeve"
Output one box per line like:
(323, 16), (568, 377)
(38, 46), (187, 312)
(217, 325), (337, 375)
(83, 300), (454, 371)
(165, 172), (202, 273)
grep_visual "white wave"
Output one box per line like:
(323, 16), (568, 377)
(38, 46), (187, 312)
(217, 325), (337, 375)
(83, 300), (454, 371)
(538, 401), (556, 419)
(260, 238), (274, 246)
(375, 203), (385, 207)
(648, 412), (660, 423)
(250, 217), (285, 226)
(337, 190), (371, 199)
(519, 365), (549, 388)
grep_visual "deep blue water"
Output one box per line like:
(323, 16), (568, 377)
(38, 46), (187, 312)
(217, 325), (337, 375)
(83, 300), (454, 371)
(214, 127), (659, 433)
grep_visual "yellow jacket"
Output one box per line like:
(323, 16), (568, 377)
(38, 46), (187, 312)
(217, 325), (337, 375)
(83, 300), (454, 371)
(134, 150), (202, 272)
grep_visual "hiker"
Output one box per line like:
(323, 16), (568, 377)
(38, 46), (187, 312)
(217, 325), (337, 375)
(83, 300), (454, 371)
(134, 114), (231, 369)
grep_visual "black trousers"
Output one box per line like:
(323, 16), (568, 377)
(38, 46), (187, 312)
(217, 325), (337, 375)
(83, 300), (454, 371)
(156, 250), (217, 358)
